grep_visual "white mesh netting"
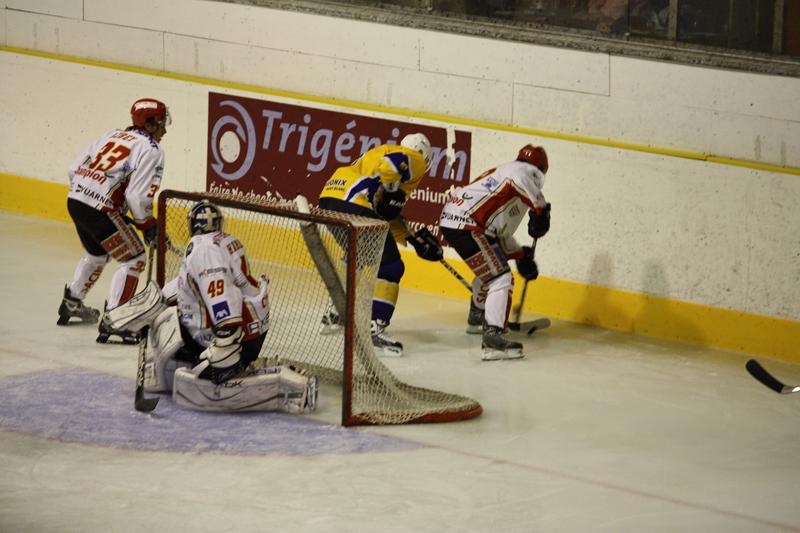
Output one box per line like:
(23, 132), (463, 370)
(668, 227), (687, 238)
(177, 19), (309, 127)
(158, 190), (481, 425)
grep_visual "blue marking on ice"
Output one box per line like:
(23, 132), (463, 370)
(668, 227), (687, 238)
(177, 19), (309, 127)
(0, 369), (424, 455)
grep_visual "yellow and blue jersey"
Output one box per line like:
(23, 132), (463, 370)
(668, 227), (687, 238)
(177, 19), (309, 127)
(319, 144), (428, 211)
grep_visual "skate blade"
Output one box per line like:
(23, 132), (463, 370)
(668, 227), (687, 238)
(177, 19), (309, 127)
(375, 346), (403, 357)
(319, 324), (343, 335)
(481, 348), (524, 361)
(57, 315), (100, 326)
(465, 324), (482, 335)
(96, 333), (139, 345)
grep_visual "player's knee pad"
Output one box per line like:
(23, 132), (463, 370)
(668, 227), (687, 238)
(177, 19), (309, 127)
(483, 270), (514, 328)
(72, 253), (110, 298)
(120, 253), (147, 277)
(103, 212), (145, 261)
(465, 235), (510, 284)
(144, 308), (188, 393)
(104, 280), (166, 333)
(172, 365), (315, 413)
(84, 253), (111, 269)
(109, 253), (147, 307)
(487, 270), (513, 293)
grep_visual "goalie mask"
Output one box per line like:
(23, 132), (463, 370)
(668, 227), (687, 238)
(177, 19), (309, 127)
(401, 133), (433, 171)
(517, 144), (548, 175)
(188, 200), (224, 236)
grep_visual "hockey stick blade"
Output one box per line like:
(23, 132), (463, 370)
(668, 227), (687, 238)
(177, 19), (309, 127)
(509, 317), (551, 335)
(135, 389), (159, 412)
(746, 359), (800, 394)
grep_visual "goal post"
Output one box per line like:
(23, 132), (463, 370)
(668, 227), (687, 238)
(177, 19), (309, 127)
(156, 189), (482, 425)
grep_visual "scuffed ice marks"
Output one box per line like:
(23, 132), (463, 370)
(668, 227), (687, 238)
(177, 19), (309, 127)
(0, 369), (424, 455)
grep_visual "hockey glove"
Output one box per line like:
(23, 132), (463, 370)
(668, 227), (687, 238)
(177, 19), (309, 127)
(527, 203), (551, 239)
(136, 218), (158, 245)
(408, 227), (443, 262)
(376, 189), (406, 221)
(516, 246), (539, 280)
(143, 225), (158, 246)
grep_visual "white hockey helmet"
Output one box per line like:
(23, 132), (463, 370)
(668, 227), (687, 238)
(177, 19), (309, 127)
(188, 200), (224, 236)
(401, 133), (433, 170)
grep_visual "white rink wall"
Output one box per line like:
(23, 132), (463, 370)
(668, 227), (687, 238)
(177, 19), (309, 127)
(1, 0), (799, 326)
(4, 0), (800, 168)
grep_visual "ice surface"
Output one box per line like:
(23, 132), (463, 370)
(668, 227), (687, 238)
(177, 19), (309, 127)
(1, 211), (798, 532)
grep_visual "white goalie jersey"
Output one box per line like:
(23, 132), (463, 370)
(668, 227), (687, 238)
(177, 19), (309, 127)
(439, 160), (547, 256)
(162, 231), (269, 347)
(67, 128), (164, 225)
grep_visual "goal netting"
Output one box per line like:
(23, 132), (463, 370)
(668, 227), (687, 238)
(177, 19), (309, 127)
(156, 190), (482, 425)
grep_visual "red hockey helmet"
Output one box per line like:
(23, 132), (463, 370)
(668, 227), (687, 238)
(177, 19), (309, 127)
(517, 144), (548, 174)
(130, 98), (170, 128)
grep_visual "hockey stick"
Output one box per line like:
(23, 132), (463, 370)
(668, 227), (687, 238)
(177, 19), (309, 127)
(508, 239), (539, 334)
(134, 243), (159, 413)
(439, 257), (472, 292)
(400, 218), (472, 292)
(402, 218), (546, 334)
(745, 359), (800, 394)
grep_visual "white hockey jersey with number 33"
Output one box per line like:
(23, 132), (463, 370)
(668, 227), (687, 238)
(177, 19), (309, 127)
(67, 129), (164, 225)
(439, 160), (547, 257)
(162, 231), (269, 348)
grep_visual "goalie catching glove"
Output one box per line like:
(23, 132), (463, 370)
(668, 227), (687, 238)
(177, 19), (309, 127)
(516, 246), (539, 280)
(376, 189), (406, 221)
(408, 227), (443, 262)
(528, 203), (551, 239)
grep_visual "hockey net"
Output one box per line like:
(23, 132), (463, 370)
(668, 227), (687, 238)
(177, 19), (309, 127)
(156, 190), (482, 425)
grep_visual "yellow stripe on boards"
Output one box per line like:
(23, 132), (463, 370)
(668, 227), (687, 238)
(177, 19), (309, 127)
(0, 174), (70, 221)
(2, 170), (798, 363)
(401, 249), (800, 363)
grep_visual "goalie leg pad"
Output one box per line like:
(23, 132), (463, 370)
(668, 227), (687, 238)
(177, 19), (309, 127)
(144, 308), (189, 393)
(172, 365), (316, 413)
(104, 280), (166, 333)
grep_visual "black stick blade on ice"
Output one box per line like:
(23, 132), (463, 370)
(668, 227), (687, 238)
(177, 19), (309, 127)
(508, 317), (551, 336)
(135, 388), (160, 412)
(746, 359), (800, 394)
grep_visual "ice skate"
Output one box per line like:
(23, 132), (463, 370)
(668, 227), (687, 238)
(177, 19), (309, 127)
(466, 299), (485, 335)
(319, 301), (342, 335)
(96, 303), (141, 345)
(481, 326), (523, 361)
(371, 319), (403, 357)
(56, 285), (100, 325)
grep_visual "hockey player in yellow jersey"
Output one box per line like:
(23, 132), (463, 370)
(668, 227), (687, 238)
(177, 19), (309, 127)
(318, 133), (443, 357)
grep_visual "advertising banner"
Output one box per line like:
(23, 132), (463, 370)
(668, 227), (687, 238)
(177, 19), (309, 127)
(207, 92), (472, 235)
